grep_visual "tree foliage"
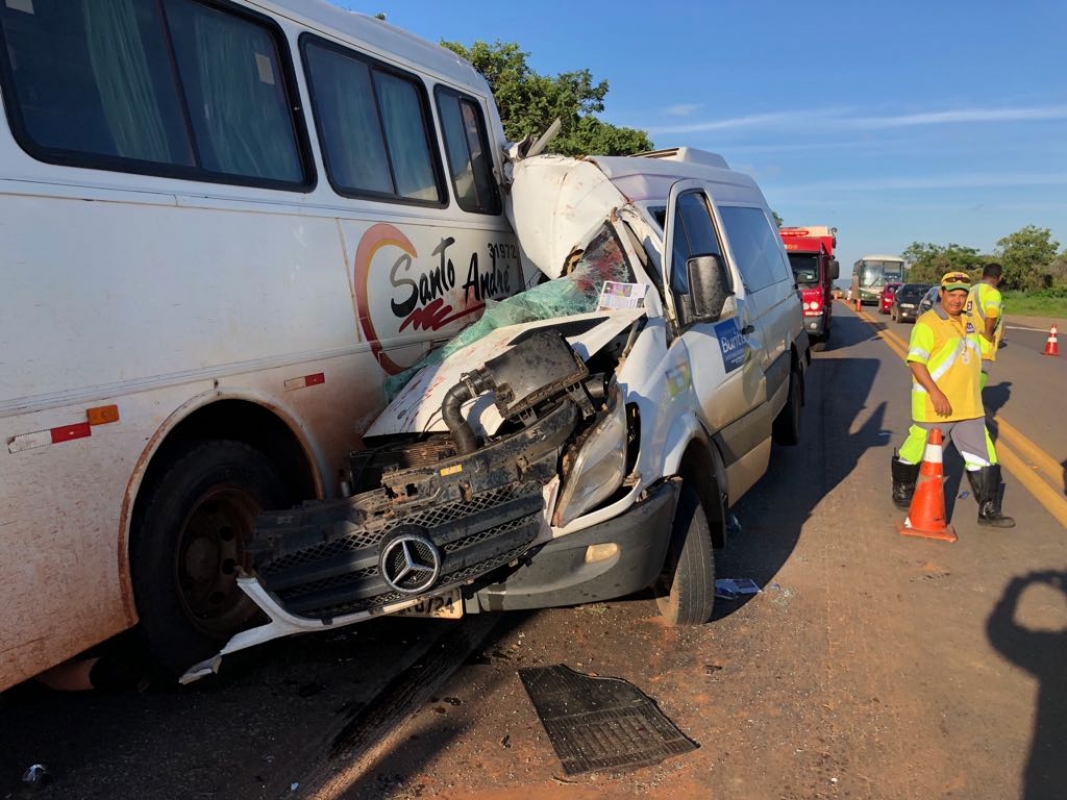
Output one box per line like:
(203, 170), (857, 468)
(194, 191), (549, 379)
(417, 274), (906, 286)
(901, 242), (983, 284)
(441, 40), (653, 157)
(995, 225), (1061, 291)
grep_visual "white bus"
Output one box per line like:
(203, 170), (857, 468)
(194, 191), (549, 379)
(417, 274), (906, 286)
(850, 254), (906, 305)
(0, 0), (525, 690)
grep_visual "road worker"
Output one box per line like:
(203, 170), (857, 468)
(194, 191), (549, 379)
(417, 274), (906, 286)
(890, 271), (1015, 528)
(966, 262), (1007, 390)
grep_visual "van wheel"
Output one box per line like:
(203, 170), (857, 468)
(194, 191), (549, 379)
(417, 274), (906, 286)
(656, 483), (716, 625)
(772, 361), (803, 445)
(131, 441), (288, 678)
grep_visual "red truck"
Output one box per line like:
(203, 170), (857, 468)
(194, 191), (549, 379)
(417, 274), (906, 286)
(780, 226), (840, 351)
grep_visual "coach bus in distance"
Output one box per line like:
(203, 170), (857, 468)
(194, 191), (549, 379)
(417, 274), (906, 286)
(850, 254), (906, 305)
(0, 0), (526, 691)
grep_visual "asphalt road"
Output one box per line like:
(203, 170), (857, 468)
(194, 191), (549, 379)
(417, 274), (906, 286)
(3, 303), (1065, 800)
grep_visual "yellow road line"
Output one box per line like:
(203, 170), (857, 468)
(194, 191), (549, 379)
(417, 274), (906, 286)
(858, 313), (1067, 524)
(992, 416), (1065, 488)
(996, 442), (1067, 528)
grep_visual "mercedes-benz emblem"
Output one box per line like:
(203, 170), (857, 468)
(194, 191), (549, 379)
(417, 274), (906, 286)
(379, 528), (442, 594)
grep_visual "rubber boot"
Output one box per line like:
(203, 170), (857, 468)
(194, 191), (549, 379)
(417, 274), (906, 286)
(891, 455), (921, 510)
(966, 466), (1015, 528)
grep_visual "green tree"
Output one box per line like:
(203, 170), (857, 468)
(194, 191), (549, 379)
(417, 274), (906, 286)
(441, 40), (653, 156)
(901, 242), (982, 284)
(772, 211), (784, 228)
(995, 225), (1060, 291)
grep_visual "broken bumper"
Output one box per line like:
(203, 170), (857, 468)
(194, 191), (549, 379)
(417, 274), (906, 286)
(470, 479), (680, 611)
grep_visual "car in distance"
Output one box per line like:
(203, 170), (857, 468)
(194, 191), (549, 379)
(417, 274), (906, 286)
(879, 282), (902, 314)
(915, 284), (941, 319)
(891, 283), (935, 323)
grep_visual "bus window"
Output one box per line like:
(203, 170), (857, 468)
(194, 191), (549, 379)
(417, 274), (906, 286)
(436, 88), (500, 214)
(0, 0), (309, 187)
(302, 36), (444, 204)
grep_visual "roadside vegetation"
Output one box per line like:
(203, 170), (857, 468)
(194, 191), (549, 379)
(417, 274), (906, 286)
(441, 40), (653, 156)
(904, 226), (1067, 319)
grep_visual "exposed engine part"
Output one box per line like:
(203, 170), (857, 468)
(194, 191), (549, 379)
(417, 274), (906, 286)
(441, 328), (592, 455)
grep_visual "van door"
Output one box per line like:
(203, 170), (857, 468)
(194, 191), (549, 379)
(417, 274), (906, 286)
(715, 204), (797, 416)
(662, 181), (769, 497)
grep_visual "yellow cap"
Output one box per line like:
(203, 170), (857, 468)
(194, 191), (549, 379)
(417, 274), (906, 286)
(940, 271), (972, 292)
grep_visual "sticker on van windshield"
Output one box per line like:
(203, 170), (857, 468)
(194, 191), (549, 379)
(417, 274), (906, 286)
(715, 318), (747, 373)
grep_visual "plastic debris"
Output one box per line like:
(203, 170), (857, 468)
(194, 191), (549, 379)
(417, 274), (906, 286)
(726, 513), (743, 536)
(22, 764), (50, 786)
(714, 578), (762, 600)
(958, 490), (970, 500)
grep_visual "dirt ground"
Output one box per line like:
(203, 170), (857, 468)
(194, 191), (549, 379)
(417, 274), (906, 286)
(302, 319), (1067, 800)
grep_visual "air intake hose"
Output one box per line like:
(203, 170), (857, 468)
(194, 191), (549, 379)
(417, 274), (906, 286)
(441, 369), (495, 455)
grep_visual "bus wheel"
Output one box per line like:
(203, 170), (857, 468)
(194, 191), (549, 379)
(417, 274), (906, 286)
(131, 441), (289, 678)
(656, 482), (716, 625)
(772, 360), (803, 446)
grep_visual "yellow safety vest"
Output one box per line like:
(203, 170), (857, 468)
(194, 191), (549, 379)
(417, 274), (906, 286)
(907, 305), (984, 422)
(966, 282), (1004, 362)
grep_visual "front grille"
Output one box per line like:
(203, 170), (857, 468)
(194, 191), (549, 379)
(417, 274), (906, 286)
(256, 482), (545, 620)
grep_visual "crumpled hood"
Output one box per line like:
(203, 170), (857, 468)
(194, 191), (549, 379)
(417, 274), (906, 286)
(365, 309), (644, 438)
(506, 156), (626, 279)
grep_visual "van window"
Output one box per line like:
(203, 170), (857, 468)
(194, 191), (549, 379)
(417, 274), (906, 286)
(302, 36), (443, 204)
(670, 191), (723, 294)
(718, 206), (791, 292)
(0, 0), (308, 187)
(436, 88), (499, 214)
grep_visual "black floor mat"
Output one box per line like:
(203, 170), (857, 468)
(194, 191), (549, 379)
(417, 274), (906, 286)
(518, 664), (698, 775)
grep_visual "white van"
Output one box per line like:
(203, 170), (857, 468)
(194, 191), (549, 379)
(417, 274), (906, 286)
(187, 146), (809, 679)
(0, 0), (526, 690)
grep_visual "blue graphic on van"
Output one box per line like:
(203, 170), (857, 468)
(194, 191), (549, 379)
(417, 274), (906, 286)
(716, 317), (747, 373)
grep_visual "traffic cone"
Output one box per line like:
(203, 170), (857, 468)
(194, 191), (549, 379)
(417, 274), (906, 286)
(897, 428), (957, 543)
(1042, 325), (1059, 356)
(855, 297), (862, 312)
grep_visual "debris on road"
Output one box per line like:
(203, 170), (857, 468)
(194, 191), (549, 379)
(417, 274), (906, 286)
(21, 763), (50, 787)
(518, 664), (697, 775)
(714, 578), (762, 600)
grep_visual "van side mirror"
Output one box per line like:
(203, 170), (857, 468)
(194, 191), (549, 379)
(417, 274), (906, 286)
(686, 254), (733, 323)
(829, 258), (840, 280)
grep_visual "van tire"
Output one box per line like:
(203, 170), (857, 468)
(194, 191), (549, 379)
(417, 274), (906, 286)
(131, 441), (288, 678)
(772, 361), (803, 446)
(656, 483), (716, 625)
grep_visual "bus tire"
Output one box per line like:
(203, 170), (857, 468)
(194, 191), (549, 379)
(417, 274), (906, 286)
(656, 482), (716, 626)
(772, 360), (803, 446)
(131, 440), (289, 678)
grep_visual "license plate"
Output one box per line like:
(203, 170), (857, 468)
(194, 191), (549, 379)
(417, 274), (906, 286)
(395, 589), (464, 619)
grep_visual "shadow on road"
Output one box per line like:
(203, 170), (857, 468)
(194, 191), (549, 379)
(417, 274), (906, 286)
(710, 311), (887, 616)
(987, 571), (1067, 800)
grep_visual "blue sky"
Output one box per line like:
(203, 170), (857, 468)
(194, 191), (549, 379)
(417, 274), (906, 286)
(336, 0), (1067, 272)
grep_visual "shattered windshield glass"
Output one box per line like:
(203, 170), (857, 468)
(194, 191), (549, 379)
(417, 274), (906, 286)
(384, 222), (635, 398)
